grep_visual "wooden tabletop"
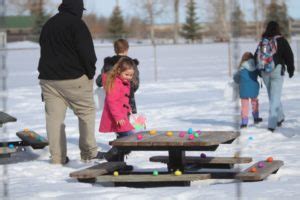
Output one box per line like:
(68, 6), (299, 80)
(109, 131), (239, 148)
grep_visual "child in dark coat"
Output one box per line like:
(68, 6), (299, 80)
(234, 52), (263, 128)
(96, 39), (140, 114)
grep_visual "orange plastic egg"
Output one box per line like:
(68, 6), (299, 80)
(266, 157), (273, 162)
(249, 167), (257, 173)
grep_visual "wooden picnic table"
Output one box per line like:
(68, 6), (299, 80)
(70, 130), (283, 186)
(109, 130), (240, 172)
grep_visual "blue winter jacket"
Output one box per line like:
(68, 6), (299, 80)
(233, 59), (260, 98)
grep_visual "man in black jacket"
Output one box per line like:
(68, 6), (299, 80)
(38, 0), (101, 164)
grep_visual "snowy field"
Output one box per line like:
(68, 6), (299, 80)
(0, 41), (300, 200)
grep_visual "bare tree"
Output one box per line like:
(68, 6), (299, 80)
(130, 0), (169, 43)
(7, 0), (52, 15)
(6, 0), (31, 15)
(205, 0), (230, 41)
(82, 15), (110, 39)
(253, 0), (266, 40)
(130, 0), (169, 81)
(127, 16), (148, 39)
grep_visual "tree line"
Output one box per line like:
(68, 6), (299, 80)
(5, 0), (291, 43)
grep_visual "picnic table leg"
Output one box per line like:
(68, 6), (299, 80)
(168, 150), (185, 172)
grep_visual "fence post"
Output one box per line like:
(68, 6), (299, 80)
(296, 39), (300, 72)
(0, 31), (7, 48)
(0, 31), (7, 111)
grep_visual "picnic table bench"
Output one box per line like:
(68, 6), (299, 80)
(150, 156), (253, 169)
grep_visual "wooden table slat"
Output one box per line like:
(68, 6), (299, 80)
(150, 156), (253, 164)
(70, 162), (127, 179)
(236, 160), (284, 181)
(96, 173), (211, 182)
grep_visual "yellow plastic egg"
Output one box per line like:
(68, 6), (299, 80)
(149, 130), (157, 135)
(174, 170), (182, 176)
(113, 171), (119, 176)
(166, 131), (173, 136)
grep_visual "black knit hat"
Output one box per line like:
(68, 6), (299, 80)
(58, 0), (86, 17)
(60, 0), (86, 11)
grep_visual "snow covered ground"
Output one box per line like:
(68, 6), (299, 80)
(0, 41), (300, 200)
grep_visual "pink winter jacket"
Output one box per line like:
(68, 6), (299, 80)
(99, 74), (134, 133)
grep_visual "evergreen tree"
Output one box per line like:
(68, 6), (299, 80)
(108, 5), (125, 39)
(265, 0), (290, 38)
(181, 0), (202, 43)
(231, 5), (246, 37)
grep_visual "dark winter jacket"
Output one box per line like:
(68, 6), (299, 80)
(255, 36), (294, 77)
(233, 59), (260, 99)
(38, 0), (97, 80)
(96, 55), (140, 114)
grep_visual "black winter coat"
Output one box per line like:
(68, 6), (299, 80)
(96, 55), (140, 114)
(255, 36), (294, 77)
(38, 0), (97, 80)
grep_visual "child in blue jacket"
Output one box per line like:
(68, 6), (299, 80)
(234, 52), (263, 128)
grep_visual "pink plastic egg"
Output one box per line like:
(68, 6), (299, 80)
(188, 134), (195, 140)
(137, 134), (143, 140)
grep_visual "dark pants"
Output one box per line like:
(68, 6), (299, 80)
(106, 130), (134, 161)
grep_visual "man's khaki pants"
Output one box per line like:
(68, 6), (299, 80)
(40, 75), (98, 164)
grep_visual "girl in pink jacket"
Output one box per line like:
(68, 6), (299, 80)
(99, 57), (136, 161)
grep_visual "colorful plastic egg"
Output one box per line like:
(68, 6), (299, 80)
(258, 162), (265, 168)
(149, 130), (157, 135)
(153, 170), (159, 176)
(250, 167), (257, 173)
(166, 131), (173, 137)
(200, 153), (207, 158)
(266, 157), (273, 162)
(174, 170), (182, 176)
(179, 132), (185, 137)
(188, 134), (195, 140)
(137, 134), (143, 140)
(113, 171), (119, 176)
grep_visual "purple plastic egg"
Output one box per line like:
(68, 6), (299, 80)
(200, 153), (207, 158)
(258, 162), (265, 168)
